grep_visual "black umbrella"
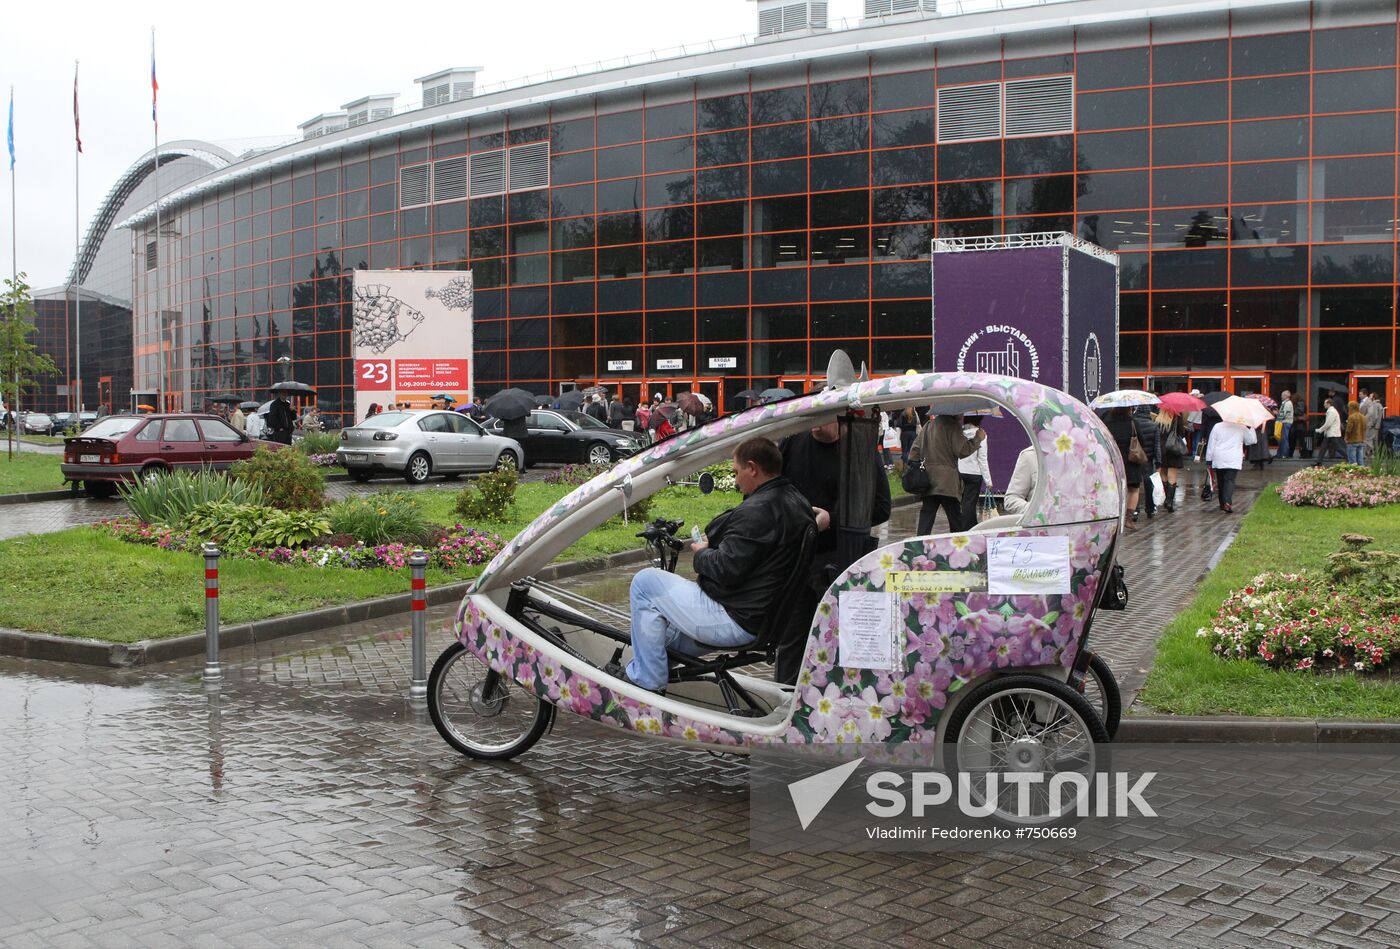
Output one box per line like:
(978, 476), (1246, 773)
(533, 395), (554, 408)
(734, 389), (760, 403)
(238, 401), (261, 411)
(1202, 390), (1232, 406)
(485, 387), (537, 421)
(648, 403), (679, 430)
(208, 394), (244, 405)
(270, 380), (316, 395)
(760, 387), (796, 403)
(556, 390), (585, 410)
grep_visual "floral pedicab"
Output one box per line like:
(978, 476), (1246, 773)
(428, 372), (1125, 797)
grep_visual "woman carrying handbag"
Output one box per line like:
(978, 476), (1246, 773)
(906, 411), (985, 535)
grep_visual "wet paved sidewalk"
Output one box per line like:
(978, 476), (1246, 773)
(5, 460), (1392, 947)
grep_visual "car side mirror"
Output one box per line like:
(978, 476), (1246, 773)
(698, 472), (715, 495)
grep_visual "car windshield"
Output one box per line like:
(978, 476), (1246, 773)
(562, 411), (609, 431)
(83, 417), (143, 439)
(357, 412), (410, 429)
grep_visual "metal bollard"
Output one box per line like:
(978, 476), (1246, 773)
(408, 550), (429, 699)
(202, 544), (223, 682)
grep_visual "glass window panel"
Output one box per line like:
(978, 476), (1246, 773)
(753, 123), (808, 161)
(751, 305), (806, 340)
(646, 136), (693, 173)
(598, 312), (641, 344)
(1078, 170), (1148, 211)
(872, 108), (934, 148)
(509, 190), (549, 223)
(753, 159), (806, 196)
(647, 206), (694, 242)
(1004, 136), (1073, 176)
(597, 143), (644, 179)
(873, 299), (930, 336)
(471, 196), (506, 227)
(597, 110), (642, 146)
(1005, 175), (1074, 215)
(646, 241), (694, 275)
(696, 130), (748, 167)
(645, 172), (692, 207)
(1232, 118), (1309, 162)
(1231, 161), (1306, 203)
(1312, 243), (1394, 285)
(1154, 166), (1226, 207)
(699, 307), (746, 341)
(1077, 214), (1149, 250)
(811, 153), (868, 191)
(1151, 331), (1225, 370)
(808, 190), (867, 230)
(873, 146), (936, 186)
(1152, 207), (1228, 248)
(1230, 202), (1302, 244)
(596, 211), (643, 246)
(1314, 24), (1397, 71)
(1313, 199), (1395, 243)
(1231, 32), (1309, 77)
(699, 201), (747, 237)
(698, 94), (748, 132)
(1231, 289), (1306, 328)
(1154, 40), (1228, 83)
(1311, 329), (1393, 370)
(1151, 248), (1227, 288)
(751, 195), (805, 232)
(751, 230), (806, 269)
(810, 115), (868, 155)
(1230, 330), (1304, 370)
(1230, 75), (1309, 120)
(938, 180), (999, 219)
(645, 102), (693, 140)
(873, 71), (934, 111)
(1076, 47), (1149, 91)
(598, 177), (642, 214)
(1077, 89), (1149, 131)
(1315, 156), (1396, 199)
(1230, 245), (1308, 286)
(1313, 113), (1396, 157)
(937, 62), (1000, 86)
(809, 303), (868, 337)
(552, 117), (595, 153)
(1120, 293), (1147, 331)
(551, 184), (594, 219)
(871, 256), (931, 291)
(697, 165), (748, 201)
(874, 185), (935, 223)
(697, 236), (746, 271)
(1075, 130), (1149, 172)
(553, 217), (595, 250)
(1005, 53), (1074, 78)
(751, 338), (808, 376)
(937, 140), (1001, 180)
(646, 310), (694, 344)
(752, 86), (807, 125)
(872, 337), (932, 374)
(1314, 68), (1396, 114)
(1153, 291), (1227, 331)
(810, 79), (868, 118)
(597, 244), (643, 279)
(551, 149), (596, 186)
(551, 314), (595, 348)
(552, 248), (594, 282)
(1153, 124), (1227, 167)
(1153, 82), (1227, 125)
(810, 229), (869, 265)
(1312, 286), (1394, 328)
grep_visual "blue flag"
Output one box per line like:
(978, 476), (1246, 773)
(6, 88), (13, 171)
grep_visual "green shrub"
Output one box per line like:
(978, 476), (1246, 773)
(231, 446), (325, 510)
(296, 432), (342, 456)
(182, 501), (329, 549)
(327, 492), (433, 545)
(1372, 447), (1400, 478)
(454, 466), (519, 522)
(119, 467), (266, 526)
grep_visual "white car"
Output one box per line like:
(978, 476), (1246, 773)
(337, 410), (525, 484)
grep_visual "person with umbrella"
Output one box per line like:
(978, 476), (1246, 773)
(484, 388), (537, 444)
(243, 402), (267, 439)
(229, 401), (247, 433)
(1314, 397), (1345, 464)
(1206, 417), (1256, 514)
(266, 389), (296, 444)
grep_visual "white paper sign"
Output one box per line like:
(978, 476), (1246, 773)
(987, 536), (1071, 595)
(606, 359), (633, 371)
(708, 356), (738, 369)
(838, 591), (896, 670)
(656, 358), (684, 370)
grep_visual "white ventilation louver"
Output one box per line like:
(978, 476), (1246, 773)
(399, 164), (430, 208)
(754, 0), (826, 36)
(469, 150), (506, 197)
(433, 157), (468, 202)
(417, 68), (482, 109)
(1003, 76), (1074, 137)
(299, 111), (349, 140)
(864, 0), (936, 19)
(508, 142), (550, 192)
(937, 82), (1002, 143)
(342, 94), (398, 129)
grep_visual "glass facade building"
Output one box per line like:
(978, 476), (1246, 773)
(120, 0), (1400, 424)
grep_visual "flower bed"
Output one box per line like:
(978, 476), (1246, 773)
(1198, 570), (1400, 673)
(308, 452), (338, 468)
(101, 517), (502, 573)
(1279, 464), (1400, 508)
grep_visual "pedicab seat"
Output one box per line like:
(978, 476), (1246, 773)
(970, 513), (1023, 533)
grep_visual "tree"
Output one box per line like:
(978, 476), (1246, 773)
(1, 273), (60, 460)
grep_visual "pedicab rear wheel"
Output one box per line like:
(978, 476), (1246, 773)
(1079, 652), (1122, 740)
(944, 675), (1109, 824)
(427, 642), (552, 760)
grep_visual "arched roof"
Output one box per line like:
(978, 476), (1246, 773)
(68, 140), (235, 287)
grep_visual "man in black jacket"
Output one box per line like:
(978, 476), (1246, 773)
(266, 395), (295, 445)
(773, 419), (891, 684)
(620, 437), (815, 692)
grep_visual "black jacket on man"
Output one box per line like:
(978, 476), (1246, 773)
(266, 397), (295, 444)
(694, 476), (815, 637)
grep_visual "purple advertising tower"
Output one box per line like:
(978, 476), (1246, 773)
(931, 232), (1119, 488)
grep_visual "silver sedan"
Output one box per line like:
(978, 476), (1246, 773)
(336, 410), (525, 484)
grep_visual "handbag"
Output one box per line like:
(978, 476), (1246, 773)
(1164, 429), (1188, 457)
(977, 489), (1000, 522)
(1099, 564), (1129, 611)
(901, 462), (930, 495)
(1127, 430), (1149, 466)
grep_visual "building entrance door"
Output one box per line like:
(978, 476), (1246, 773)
(1352, 374), (1396, 412)
(1189, 375), (1225, 395)
(1224, 374), (1267, 397)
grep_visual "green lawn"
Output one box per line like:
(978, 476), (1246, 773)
(0, 452), (67, 494)
(1139, 488), (1400, 719)
(0, 480), (741, 643)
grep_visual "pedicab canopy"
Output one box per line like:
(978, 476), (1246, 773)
(470, 371), (1124, 595)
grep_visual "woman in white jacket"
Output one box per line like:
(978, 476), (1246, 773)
(956, 416), (994, 530)
(1205, 421), (1256, 514)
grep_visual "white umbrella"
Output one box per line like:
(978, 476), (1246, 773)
(1212, 395), (1274, 428)
(1091, 389), (1161, 409)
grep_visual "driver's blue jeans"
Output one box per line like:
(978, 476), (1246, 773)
(625, 567), (755, 690)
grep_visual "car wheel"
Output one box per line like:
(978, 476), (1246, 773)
(85, 480), (117, 499)
(586, 442), (615, 466)
(494, 450), (520, 472)
(350, 469), (374, 483)
(405, 451), (433, 484)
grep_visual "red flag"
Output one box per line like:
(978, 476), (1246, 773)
(73, 62), (82, 153)
(150, 32), (158, 125)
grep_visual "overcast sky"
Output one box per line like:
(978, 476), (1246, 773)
(0, 0), (880, 291)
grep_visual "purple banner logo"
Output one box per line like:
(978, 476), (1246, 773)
(1083, 332), (1103, 403)
(955, 324), (1042, 380)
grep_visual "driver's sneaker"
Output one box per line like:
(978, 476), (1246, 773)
(604, 661), (666, 696)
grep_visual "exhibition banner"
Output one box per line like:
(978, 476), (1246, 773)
(351, 270), (474, 422)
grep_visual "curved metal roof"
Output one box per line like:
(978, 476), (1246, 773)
(69, 140), (235, 287)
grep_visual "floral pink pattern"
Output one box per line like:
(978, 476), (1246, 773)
(455, 372), (1123, 751)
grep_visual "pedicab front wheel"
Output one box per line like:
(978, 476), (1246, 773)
(944, 675), (1110, 824)
(427, 642), (552, 760)
(1080, 652), (1122, 740)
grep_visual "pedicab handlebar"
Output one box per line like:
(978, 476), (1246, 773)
(637, 518), (686, 572)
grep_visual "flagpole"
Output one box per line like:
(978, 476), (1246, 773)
(9, 85), (18, 429)
(151, 28), (165, 413)
(74, 61), (82, 413)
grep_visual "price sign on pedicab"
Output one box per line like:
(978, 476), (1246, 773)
(351, 270), (474, 418)
(987, 536), (1071, 595)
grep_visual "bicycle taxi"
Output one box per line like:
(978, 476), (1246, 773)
(429, 371), (1125, 775)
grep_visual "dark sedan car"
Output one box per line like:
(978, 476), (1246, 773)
(486, 410), (644, 465)
(61, 413), (282, 497)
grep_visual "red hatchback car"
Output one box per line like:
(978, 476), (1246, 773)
(61, 413), (282, 498)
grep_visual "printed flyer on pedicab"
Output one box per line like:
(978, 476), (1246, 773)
(749, 743), (1400, 854)
(350, 270), (474, 420)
